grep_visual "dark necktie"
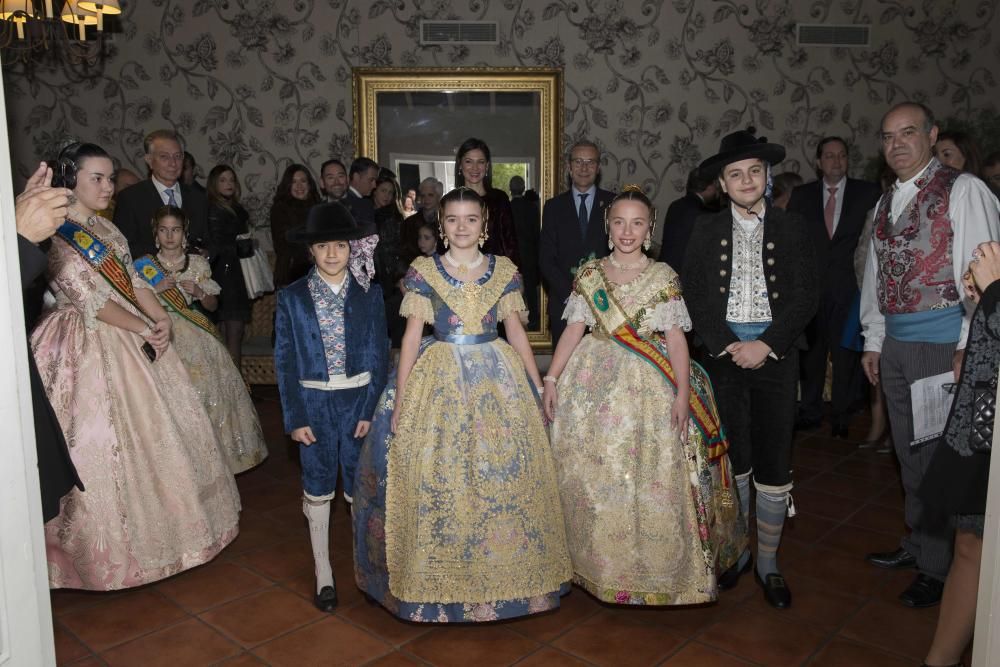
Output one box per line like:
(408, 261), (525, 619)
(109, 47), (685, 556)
(578, 193), (588, 237)
(165, 187), (177, 206)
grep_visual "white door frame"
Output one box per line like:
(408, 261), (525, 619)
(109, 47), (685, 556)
(0, 64), (57, 666)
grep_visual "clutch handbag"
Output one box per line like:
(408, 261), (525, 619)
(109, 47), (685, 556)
(235, 234), (255, 259)
(969, 374), (997, 453)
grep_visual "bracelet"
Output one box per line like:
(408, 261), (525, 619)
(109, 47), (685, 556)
(542, 375), (558, 384)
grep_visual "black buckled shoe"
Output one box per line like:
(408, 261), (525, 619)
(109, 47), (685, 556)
(718, 553), (752, 591)
(866, 547), (917, 569)
(756, 570), (792, 609)
(899, 573), (944, 608)
(314, 585), (338, 612)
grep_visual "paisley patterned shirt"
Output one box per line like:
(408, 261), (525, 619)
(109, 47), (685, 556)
(726, 213), (772, 323)
(308, 268), (348, 377)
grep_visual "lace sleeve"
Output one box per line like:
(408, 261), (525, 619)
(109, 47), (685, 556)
(399, 291), (434, 324)
(49, 244), (113, 331)
(496, 290), (527, 321)
(645, 299), (693, 333)
(189, 255), (221, 296)
(562, 292), (596, 326)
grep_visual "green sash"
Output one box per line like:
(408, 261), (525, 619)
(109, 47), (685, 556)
(574, 262), (730, 474)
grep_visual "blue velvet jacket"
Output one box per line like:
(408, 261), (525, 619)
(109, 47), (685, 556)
(274, 269), (389, 434)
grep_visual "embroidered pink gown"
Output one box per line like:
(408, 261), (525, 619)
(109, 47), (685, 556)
(31, 216), (241, 590)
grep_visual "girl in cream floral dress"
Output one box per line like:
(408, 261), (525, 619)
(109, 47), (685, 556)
(135, 205), (268, 473)
(542, 187), (744, 605)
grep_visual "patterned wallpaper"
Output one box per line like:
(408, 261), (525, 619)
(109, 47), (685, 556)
(4, 0), (999, 233)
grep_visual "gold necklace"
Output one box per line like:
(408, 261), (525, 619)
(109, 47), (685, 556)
(607, 254), (649, 271)
(157, 252), (187, 274)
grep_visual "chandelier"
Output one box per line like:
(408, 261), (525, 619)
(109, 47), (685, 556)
(0, 0), (120, 67)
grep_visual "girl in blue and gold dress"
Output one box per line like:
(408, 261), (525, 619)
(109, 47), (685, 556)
(353, 187), (571, 622)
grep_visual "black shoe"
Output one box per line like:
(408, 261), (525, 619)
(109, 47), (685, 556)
(866, 547), (917, 569)
(794, 417), (822, 431)
(718, 553), (752, 590)
(755, 570), (792, 609)
(899, 573), (944, 608)
(314, 585), (338, 612)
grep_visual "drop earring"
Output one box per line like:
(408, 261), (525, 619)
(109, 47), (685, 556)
(478, 228), (489, 248)
(608, 239), (614, 251)
(643, 234), (652, 251)
(443, 237), (449, 249)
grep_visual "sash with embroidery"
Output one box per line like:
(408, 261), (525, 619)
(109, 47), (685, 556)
(55, 219), (148, 317)
(134, 255), (221, 339)
(575, 262), (730, 481)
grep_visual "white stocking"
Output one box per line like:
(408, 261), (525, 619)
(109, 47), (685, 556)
(303, 498), (334, 593)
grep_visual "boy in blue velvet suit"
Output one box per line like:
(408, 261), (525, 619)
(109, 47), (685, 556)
(274, 201), (389, 612)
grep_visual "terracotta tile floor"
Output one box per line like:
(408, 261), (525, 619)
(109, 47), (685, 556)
(52, 387), (945, 666)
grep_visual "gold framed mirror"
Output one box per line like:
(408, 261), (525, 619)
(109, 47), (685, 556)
(353, 67), (563, 351)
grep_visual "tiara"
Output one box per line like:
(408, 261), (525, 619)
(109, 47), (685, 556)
(621, 184), (644, 194)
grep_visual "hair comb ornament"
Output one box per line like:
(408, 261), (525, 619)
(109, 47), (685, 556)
(622, 183), (644, 194)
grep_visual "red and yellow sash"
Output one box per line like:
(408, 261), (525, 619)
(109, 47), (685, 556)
(56, 220), (148, 317)
(134, 255), (220, 339)
(575, 262), (730, 481)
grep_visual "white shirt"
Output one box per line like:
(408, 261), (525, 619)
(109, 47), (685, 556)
(318, 271), (348, 295)
(152, 176), (182, 207)
(860, 161), (1000, 352)
(822, 176), (847, 234)
(349, 186), (363, 199)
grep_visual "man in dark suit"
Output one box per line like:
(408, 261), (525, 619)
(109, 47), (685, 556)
(658, 168), (719, 271)
(320, 159), (349, 202)
(343, 156), (378, 227)
(788, 137), (881, 437)
(16, 163), (83, 521)
(539, 140), (615, 344)
(113, 129), (209, 258)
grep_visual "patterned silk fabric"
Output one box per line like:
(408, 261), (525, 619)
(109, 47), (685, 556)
(553, 260), (745, 605)
(355, 254), (572, 619)
(873, 158), (962, 315)
(162, 254), (268, 474)
(725, 216), (773, 323)
(309, 269), (349, 376)
(31, 217), (241, 590)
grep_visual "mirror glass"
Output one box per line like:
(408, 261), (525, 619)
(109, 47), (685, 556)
(355, 68), (562, 349)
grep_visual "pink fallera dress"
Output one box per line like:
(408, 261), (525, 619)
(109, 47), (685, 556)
(31, 216), (241, 590)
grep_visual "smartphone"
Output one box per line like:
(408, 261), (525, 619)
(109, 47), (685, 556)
(141, 342), (157, 362)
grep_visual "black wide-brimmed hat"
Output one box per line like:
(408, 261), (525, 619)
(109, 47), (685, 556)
(287, 201), (376, 244)
(698, 127), (785, 179)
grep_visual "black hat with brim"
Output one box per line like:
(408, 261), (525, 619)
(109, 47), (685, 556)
(698, 128), (786, 179)
(287, 201), (376, 244)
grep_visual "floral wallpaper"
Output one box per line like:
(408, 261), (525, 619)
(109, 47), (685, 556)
(4, 0), (998, 234)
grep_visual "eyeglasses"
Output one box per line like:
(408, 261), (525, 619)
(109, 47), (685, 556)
(570, 158), (598, 168)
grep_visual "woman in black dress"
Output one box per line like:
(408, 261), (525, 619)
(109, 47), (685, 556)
(454, 137), (520, 268)
(372, 169), (407, 347)
(270, 164), (320, 288)
(207, 165), (254, 366)
(919, 241), (1000, 667)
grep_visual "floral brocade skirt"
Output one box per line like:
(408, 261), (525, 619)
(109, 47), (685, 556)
(170, 314), (268, 474)
(551, 335), (745, 605)
(353, 337), (572, 622)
